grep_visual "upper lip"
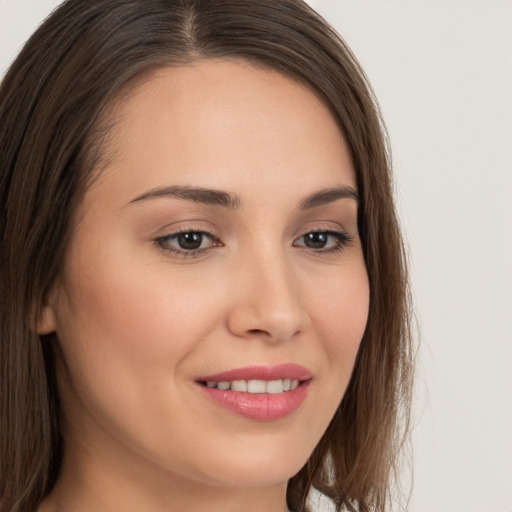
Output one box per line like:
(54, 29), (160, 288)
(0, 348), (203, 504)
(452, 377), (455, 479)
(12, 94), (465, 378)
(196, 363), (313, 383)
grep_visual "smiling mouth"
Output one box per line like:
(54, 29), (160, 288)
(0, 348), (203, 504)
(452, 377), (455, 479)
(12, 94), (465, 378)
(195, 364), (312, 420)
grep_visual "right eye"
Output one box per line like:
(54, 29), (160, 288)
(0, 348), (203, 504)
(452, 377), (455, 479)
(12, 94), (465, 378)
(155, 230), (221, 257)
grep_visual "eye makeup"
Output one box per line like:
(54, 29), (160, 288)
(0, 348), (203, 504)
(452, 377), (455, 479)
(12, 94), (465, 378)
(154, 227), (354, 259)
(155, 229), (222, 258)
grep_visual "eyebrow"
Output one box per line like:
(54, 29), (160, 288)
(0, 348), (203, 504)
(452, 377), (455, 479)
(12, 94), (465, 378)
(128, 185), (242, 209)
(128, 184), (359, 209)
(299, 186), (359, 209)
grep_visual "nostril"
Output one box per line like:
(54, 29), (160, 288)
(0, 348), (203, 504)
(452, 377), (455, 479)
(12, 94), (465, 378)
(247, 328), (270, 336)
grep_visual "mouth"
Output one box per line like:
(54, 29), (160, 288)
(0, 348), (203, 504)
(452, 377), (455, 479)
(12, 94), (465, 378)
(195, 364), (312, 421)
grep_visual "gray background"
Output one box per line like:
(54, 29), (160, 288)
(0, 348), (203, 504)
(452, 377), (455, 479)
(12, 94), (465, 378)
(1, 1), (511, 511)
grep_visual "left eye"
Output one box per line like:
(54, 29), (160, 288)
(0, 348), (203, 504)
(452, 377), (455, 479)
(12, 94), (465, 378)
(157, 231), (217, 253)
(293, 231), (351, 251)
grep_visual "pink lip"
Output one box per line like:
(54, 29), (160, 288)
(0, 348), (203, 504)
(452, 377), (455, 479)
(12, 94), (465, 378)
(196, 364), (313, 421)
(196, 363), (313, 383)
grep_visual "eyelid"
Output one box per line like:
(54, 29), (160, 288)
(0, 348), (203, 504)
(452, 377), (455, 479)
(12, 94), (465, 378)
(293, 228), (355, 253)
(155, 228), (222, 258)
(151, 218), (220, 238)
(292, 219), (355, 243)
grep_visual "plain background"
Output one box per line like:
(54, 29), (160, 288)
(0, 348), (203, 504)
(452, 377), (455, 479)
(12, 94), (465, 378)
(1, 1), (511, 511)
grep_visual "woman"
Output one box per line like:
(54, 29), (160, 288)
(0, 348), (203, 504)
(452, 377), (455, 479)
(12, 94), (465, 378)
(0, 1), (413, 511)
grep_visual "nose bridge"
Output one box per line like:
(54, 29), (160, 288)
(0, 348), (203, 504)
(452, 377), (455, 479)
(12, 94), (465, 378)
(227, 242), (309, 341)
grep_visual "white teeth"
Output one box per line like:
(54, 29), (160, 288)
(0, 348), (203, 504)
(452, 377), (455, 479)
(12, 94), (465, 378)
(247, 380), (267, 393)
(231, 380), (247, 392)
(203, 378), (302, 393)
(266, 380), (284, 394)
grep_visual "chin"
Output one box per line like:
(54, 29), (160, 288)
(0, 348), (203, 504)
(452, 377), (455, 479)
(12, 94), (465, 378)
(204, 463), (302, 489)
(192, 441), (311, 488)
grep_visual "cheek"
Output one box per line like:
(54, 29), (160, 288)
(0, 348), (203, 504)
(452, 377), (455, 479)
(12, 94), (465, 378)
(310, 262), (369, 391)
(58, 256), (218, 361)
(53, 250), (233, 466)
(53, 248), (227, 428)
(315, 264), (369, 349)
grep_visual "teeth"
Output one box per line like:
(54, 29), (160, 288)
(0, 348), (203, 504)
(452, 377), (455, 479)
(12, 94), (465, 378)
(231, 380), (247, 392)
(203, 378), (302, 394)
(247, 380), (266, 393)
(266, 380), (283, 394)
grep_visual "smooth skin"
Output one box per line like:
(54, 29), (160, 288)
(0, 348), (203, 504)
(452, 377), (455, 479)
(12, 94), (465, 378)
(38, 59), (370, 512)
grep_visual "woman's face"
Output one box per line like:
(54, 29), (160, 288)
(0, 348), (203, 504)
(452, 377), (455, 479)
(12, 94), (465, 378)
(41, 60), (369, 491)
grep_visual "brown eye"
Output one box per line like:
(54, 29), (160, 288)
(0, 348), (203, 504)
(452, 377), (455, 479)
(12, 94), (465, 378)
(303, 232), (329, 249)
(294, 230), (353, 253)
(176, 232), (204, 250)
(156, 230), (220, 256)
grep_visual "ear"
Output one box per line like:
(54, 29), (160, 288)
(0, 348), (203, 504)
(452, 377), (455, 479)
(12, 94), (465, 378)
(36, 290), (58, 335)
(37, 304), (57, 334)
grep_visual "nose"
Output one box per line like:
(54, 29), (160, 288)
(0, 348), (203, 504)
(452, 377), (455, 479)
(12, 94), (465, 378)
(226, 251), (310, 343)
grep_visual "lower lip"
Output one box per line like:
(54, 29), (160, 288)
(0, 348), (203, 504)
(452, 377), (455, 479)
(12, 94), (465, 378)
(197, 381), (310, 421)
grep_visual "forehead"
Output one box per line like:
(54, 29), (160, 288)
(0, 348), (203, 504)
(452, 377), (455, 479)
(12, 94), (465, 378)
(86, 58), (355, 209)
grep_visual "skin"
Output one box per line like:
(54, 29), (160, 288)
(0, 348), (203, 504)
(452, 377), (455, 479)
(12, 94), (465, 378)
(38, 59), (369, 512)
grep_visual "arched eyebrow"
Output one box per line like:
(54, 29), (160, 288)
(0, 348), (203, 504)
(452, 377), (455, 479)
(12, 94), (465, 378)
(127, 184), (358, 209)
(128, 185), (242, 209)
(299, 186), (359, 209)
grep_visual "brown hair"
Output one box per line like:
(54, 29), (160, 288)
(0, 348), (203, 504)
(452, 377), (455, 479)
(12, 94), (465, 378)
(0, 1), (413, 511)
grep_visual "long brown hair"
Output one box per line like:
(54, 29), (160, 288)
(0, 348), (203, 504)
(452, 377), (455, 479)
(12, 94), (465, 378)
(0, 1), (413, 511)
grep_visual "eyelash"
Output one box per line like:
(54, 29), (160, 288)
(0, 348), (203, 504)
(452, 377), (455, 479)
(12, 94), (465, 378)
(155, 229), (354, 259)
(155, 229), (223, 259)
